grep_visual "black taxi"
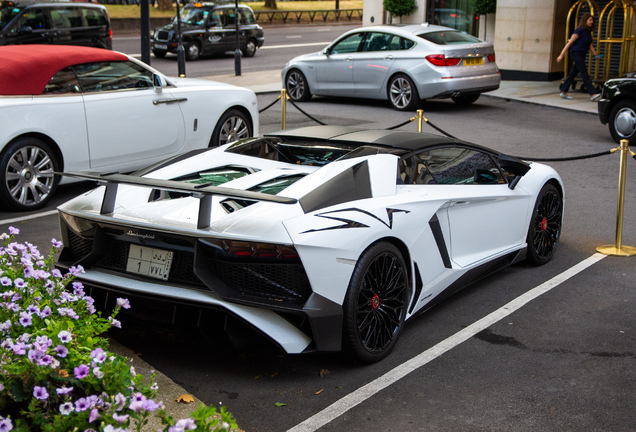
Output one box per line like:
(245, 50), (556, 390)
(150, 2), (264, 61)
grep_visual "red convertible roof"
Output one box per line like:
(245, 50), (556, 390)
(0, 45), (128, 96)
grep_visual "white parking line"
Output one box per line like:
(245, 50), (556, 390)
(287, 253), (607, 432)
(0, 210), (58, 226)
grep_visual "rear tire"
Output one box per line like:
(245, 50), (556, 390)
(242, 39), (257, 57)
(451, 92), (480, 105)
(388, 74), (419, 111)
(0, 137), (59, 211)
(185, 42), (201, 61)
(343, 242), (409, 363)
(608, 100), (636, 145)
(525, 184), (563, 265)
(285, 69), (312, 102)
(210, 109), (252, 147)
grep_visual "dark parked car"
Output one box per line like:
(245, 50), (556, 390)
(0, 0), (111, 49)
(150, 2), (264, 61)
(598, 71), (636, 144)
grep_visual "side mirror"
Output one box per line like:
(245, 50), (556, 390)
(153, 74), (167, 93)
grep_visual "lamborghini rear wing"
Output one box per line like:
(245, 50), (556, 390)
(58, 171), (298, 229)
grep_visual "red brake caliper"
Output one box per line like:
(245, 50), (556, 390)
(371, 294), (380, 310)
(540, 218), (548, 231)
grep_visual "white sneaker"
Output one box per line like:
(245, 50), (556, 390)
(591, 93), (601, 101)
(560, 92), (573, 100)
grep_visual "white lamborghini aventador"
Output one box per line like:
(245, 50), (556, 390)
(56, 126), (564, 363)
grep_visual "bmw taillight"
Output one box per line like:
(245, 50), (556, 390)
(425, 54), (461, 67)
(487, 54), (496, 63)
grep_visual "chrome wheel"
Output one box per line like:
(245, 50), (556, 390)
(185, 42), (200, 61)
(614, 107), (636, 139)
(286, 70), (311, 102)
(211, 109), (252, 147)
(388, 75), (418, 111)
(243, 39), (257, 57)
(344, 242), (409, 363)
(526, 184), (562, 265)
(1, 139), (58, 211)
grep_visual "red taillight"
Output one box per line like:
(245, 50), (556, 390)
(487, 54), (496, 63)
(211, 239), (300, 260)
(109, 28), (112, 40)
(425, 54), (461, 67)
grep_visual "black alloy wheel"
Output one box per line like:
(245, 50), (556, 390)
(343, 242), (409, 363)
(526, 183), (563, 265)
(0, 137), (59, 211)
(210, 109), (252, 147)
(285, 69), (312, 102)
(388, 74), (419, 111)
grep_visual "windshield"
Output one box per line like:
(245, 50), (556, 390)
(176, 5), (209, 26)
(0, 4), (23, 31)
(417, 31), (481, 45)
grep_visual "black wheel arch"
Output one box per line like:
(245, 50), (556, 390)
(3, 132), (64, 173)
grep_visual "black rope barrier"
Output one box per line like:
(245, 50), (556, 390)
(386, 119), (413, 130)
(423, 119), (457, 139)
(259, 95), (281, 113)
(287, 99), (327, 125)
(512, 150), (614, 162)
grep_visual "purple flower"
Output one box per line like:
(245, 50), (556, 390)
(0, 417), (13, 432)
(58, 330), (72, 343)
(8, 226), (19, 235)
(13, 278), (27, 289)
(56, 386), (74, 395)
(116, 298), (131, 309)
(38, 306), (52, 318)
(112, 413), (129, 424)
(90, 348), (107, 364)
(28, 349), (44, 363)
(142, 399), (160, 412)
(114, 393), (126, 411)
(33, 386), (49, 400)
(89, 408), (100, 423)
(176, 418), (197, 430)
(93, 367), (104, 379)
(51, 269), (63, 278)
(0, 277), (11, 286)
(59, 402), (74, 415)
(108, 317), (122, 329)
(68, 265), (85, 276)
(51, 238), (63, 248)
(18, 311), (32, 327)
(75, 398), (90, 412)
(74, 364), (90, 379)
(53, 345), (68, 358)
(37, 355), (54, 366)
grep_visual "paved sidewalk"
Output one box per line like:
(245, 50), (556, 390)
(200, 69), (600, 115)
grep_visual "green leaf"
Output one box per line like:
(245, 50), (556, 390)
(275, 402), (286, 407)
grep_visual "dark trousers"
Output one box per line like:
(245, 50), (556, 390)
(560, 51), (597, 95)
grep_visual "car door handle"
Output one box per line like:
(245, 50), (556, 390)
(384, 55), (394, 60)
(450, 200), (470, 207)
(343, 57), (353, 61)
(153, 98), (187, 105)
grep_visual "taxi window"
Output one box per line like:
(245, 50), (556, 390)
(15, 7), (48, 32)
(240, 8), (255, 24)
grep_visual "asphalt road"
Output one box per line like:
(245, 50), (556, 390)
(2, 92), (635, 431)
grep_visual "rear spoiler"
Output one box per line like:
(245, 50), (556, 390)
(58, 171), (298, 229)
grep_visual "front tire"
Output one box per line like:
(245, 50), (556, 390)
(526, 184), (563, 265)
(210, 109), (252, 147)
(608, 100), (636, 144)
(0, 137), (59, 211)
(185, 42), (201, 61)
(242, 39), (257, 57)
(285, 69), (312, 102)
(451, 92), (480, 105)
(388, 74), (419, 111)
(343, 242), (409, 363)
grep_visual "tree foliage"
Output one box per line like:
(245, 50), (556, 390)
(383, 0), (417, 19)
(469, 0), (497, 15)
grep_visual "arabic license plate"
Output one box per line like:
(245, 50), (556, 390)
(126, 244), (173, 281)
(154, 44), (168, 50)
(464, 57), (484, 66)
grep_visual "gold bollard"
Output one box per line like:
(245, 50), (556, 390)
(597, 139), (636, 257)
(410, 110), (424, 132)
(281, 89), (287, 130)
